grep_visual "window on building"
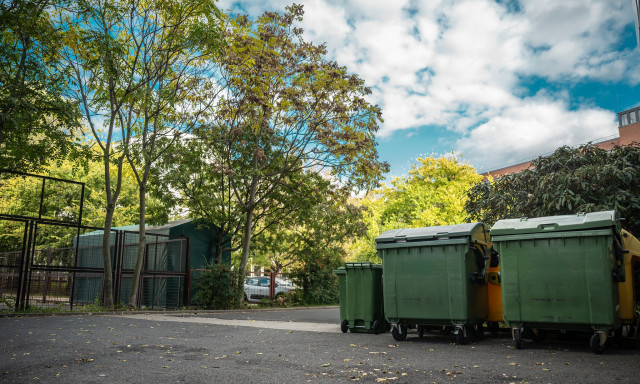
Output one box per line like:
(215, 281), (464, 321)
(620, 113), (629, 126)
(630, 111), (638, 124)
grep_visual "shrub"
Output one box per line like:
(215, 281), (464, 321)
(257, 291), (299, 308)
(192, 263), (241, 310)
(291, 261), (339, 306)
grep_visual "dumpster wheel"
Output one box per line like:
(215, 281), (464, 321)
(474, 324), (484, 340)
(341, 320), (349, 333)
(590, 333), (606, 354)
(514, 328), (524, 350)
(418, 325), (425, 338)
(392, 323), (408, 341)
(455, 326), (470, 345)
(372, 320), (381, 335)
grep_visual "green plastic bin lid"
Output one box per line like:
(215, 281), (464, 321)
(490, 210), (619, 236)
(333, 267), (346, 275)
(375, 223), (486, 244)
(344, 262), (382, 270)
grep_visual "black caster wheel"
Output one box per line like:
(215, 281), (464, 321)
(514, 328), (523, 350)
(392, 323), (408, 341)
(340, 319), (349, 333)
(456, 326), (470, 345)
(590, 333), (606, 354)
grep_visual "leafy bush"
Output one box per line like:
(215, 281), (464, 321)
(467, 144), (640, 232)
(257, 291), (298, 308)
(291, 258), (340, 306)
(192, 264), (241, 310)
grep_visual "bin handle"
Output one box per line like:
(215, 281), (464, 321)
(612, 236), (627, 283)
(489, 249), (499, 268)
(469, 245), (488, 284)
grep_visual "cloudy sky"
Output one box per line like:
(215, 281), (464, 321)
(218, 0), (640, 177)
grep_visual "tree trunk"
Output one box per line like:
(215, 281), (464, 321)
(237, 206), (254, 303)
(100, 148), (124, 311)
(215, 241), (222, 264)
(128, 185), (146, 308)
(237, 178), (258, 303)
(101, 203), (115, 310)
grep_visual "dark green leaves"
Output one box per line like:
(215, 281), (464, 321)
(466, 144), (640, 234)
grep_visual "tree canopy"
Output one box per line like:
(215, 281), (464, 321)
(0, 0), (82, 172)
(157, 5), (389, 296)
(350, 154), (482, 262)
(466, 143), (640, 235)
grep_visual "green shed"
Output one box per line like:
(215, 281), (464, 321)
(72, 219), (230, 309)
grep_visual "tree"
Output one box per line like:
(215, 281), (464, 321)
(0, 0), (82, 172)
(59, 0), (222, 309)
(466, 143), (640, 234)
(250, 176), (365, 276)
(60, 0), (140, 309)
(189, 5), (389, 294)
(119, 0), (222, 308)
(285, 188), (366, 305)
(350, 154), (482, 261)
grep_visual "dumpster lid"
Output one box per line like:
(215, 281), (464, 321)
(375, 223), (486, 244)
(332, 267), (346, 275)
(344, 262), (382, 270)
(490, 210), (619, 236)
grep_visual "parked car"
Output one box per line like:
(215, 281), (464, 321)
(244, 276), (296, 302)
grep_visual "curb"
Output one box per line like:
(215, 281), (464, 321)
(0, 305), (339, 318)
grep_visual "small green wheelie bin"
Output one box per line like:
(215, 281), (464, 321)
(375, 223), (490, 344)
(333, 262), (386, 334)
(334, 267), (348, 331)
(490, 211), (627, 354)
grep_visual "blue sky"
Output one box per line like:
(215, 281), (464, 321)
(219, 0), (640, 178)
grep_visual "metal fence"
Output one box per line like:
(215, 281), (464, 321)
(0, 169), (190, 311)
(0, 219), (189, 311)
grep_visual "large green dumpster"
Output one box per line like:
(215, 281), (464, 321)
(376, 223), (490, 344)
(333, 262), (385, 334)
(490, 211), (626, 354)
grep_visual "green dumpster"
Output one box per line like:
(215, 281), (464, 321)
(376, 223), (490, 344)
(333, 267), (348, 332)
(333, 262), (385, 334)
(490, 211), (626, 354)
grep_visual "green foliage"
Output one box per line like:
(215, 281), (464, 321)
(0, 0), (83, 172)
(257, 291), (298, 308)
(466, 144), (640, 233)
(74, 299), (127, 313)
(0, 155), (167, 265)
(192, 264), (241, 310)
(290, 253), (340, 305)
(0, 298), (132, 315)
(0, 296), (15, 313)
(250, 180), (364, 305)
(350, 154), (482, 261)
(381, 155), (482, 227)
(158, 4), (388, 288)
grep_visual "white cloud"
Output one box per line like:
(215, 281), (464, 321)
(216, 0), (639, 171)
(518, 0), (633, 81)
(456, 96), (619, 171)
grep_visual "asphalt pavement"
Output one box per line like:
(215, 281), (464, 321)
(1, 307), (639, 383)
